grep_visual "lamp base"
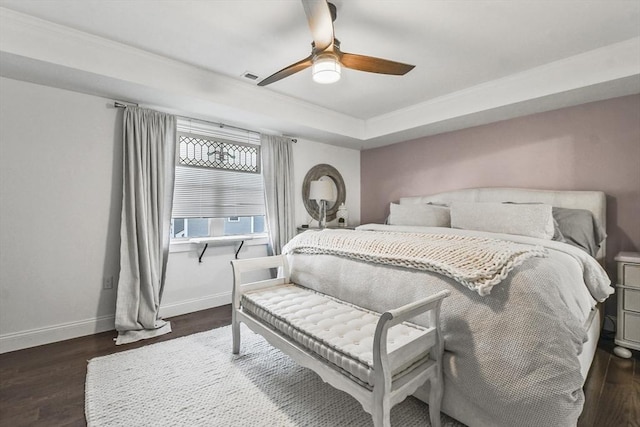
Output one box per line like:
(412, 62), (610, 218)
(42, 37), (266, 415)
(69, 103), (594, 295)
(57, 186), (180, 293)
(319, 200), (327, 229)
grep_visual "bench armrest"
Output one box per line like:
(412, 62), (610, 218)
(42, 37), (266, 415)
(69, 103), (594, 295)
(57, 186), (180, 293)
(230, 255), (291, 309)
(373, 290), (450, 388)
(231, 255), (288, 273)
(385, 290), (451, 327)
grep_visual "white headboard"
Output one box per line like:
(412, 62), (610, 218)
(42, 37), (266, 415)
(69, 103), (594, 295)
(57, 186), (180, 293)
(400, 187), (607, 262)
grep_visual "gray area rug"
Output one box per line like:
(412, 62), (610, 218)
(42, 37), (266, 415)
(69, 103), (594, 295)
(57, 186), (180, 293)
(86, 324), (465, 426)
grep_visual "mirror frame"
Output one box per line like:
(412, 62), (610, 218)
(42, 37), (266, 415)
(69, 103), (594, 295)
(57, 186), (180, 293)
(302, 164), (346, 223)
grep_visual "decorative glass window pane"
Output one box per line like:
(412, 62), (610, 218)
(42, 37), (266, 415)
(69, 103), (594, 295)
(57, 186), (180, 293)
(177, 132), (260, 174)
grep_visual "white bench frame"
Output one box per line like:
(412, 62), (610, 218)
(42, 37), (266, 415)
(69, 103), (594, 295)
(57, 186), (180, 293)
(231, 255), (450, 427)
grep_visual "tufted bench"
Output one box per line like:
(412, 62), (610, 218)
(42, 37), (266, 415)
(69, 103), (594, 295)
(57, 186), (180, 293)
(231, 255), (449, 427)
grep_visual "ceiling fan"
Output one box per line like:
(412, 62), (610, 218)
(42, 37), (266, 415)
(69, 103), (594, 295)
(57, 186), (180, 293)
(257, 0), (415, 86)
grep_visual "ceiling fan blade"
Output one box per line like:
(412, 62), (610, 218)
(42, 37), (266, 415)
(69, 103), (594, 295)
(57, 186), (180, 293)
(258, 55), (313, 86)
(340, 52), (415, 75)
(301, 0), (334, 51)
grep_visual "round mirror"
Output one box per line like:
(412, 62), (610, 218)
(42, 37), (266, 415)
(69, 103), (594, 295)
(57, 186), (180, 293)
(302, 164), (346, 223)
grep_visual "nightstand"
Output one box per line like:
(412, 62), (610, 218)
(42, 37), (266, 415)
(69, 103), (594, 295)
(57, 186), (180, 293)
(614, 251), (640, 358)
(297, 226), (355, 234)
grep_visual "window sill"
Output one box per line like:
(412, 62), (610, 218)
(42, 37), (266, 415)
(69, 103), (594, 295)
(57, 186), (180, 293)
(169, 234), (269, 253)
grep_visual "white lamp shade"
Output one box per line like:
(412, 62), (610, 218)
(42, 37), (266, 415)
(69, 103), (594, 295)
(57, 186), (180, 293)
(309, 180), (335, 201)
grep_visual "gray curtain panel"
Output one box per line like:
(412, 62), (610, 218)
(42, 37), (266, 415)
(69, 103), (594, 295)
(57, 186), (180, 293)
(115, 107), (177, 345)
(261, 135), (295, 255)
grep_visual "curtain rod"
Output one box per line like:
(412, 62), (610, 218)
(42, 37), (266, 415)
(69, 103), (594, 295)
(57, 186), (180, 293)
(113, 101), (296, 143)
(284, 135), (298, 143)
(114, 101), (138, 108)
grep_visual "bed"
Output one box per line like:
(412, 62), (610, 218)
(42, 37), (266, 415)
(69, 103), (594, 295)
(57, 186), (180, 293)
(283, 188), (613, 427)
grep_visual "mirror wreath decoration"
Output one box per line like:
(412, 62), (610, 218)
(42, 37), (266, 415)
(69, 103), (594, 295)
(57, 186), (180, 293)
(302, 164), (346, 223)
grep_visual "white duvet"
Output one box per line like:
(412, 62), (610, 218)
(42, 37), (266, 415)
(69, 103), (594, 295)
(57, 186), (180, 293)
(286, 225), (613, 427)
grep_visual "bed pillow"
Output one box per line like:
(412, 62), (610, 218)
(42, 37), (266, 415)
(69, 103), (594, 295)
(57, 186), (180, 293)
(502, 202), (565, 242)
(451, 201), (555, 239)
(552, 207), (606, 257)
(388, 203), (451, 227)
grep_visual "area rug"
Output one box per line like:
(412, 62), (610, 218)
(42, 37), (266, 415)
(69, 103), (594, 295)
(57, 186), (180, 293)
(85, 325), (465, 426)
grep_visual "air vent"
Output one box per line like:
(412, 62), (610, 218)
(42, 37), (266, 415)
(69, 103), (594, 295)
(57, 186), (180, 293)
(242, 72), (260, 81)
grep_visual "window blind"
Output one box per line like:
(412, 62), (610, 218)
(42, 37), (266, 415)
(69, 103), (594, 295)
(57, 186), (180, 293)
(172, 119), (265, 218)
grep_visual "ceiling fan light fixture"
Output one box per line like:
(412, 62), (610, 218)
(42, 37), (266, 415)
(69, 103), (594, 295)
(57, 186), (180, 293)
(312, 54), (341, 84)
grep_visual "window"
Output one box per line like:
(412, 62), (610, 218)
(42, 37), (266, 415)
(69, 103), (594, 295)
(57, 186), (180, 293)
(171, 119), (267, 240)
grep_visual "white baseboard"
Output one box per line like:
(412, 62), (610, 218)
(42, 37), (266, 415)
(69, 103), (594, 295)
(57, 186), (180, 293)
(0, 314), (116, 354)
(0, 292), (232, 354)
(159, 292), (231, 319)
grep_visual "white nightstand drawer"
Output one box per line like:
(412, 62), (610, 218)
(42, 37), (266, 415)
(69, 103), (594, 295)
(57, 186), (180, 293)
(623, 264), (640, 288)
(623, 288), (640, 313)
(615, 252), (640, 354)
(623, 312), (640, 343)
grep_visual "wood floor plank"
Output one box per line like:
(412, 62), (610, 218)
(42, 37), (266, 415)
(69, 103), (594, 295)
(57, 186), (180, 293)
(578, 346), (610, 427)
(593, 352), (638, 427)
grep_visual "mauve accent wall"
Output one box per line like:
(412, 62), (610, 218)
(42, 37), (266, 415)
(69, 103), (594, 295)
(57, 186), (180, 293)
(361, 94), (640, 271)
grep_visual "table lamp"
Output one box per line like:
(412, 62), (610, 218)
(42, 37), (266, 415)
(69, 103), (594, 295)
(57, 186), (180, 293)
(309, 180), (335, 228)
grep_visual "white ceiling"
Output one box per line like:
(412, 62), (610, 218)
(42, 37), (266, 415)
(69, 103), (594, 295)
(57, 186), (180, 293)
(0, 0), (639, 149)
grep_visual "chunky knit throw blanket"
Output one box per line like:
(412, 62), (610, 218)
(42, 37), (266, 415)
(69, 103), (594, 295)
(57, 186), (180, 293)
(283, 229), (547, 295)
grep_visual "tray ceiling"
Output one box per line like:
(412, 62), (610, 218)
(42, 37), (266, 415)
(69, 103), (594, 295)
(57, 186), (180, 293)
(1, 0), (639, 149)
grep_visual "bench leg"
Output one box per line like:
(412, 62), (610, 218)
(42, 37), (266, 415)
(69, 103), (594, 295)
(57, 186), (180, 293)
(232, 315), (241, 355)
(428, 372), (443, 427)
(371, 412), (391, 427)
(372, 399), (391, 427)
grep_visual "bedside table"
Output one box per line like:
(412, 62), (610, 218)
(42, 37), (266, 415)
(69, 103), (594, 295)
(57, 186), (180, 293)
(614, 251), (640, 358)
(297, 226), (355, 234)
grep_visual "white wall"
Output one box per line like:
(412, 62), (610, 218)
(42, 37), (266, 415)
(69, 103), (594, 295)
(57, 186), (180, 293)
(0, 77), (122, 351)
(0, 77), (361, 353)
(161, 241), (269, 318)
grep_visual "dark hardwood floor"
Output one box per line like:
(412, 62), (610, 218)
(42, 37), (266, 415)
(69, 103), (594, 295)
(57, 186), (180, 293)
(578, 330), (640, 427)
(0, 306), (637, 427)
